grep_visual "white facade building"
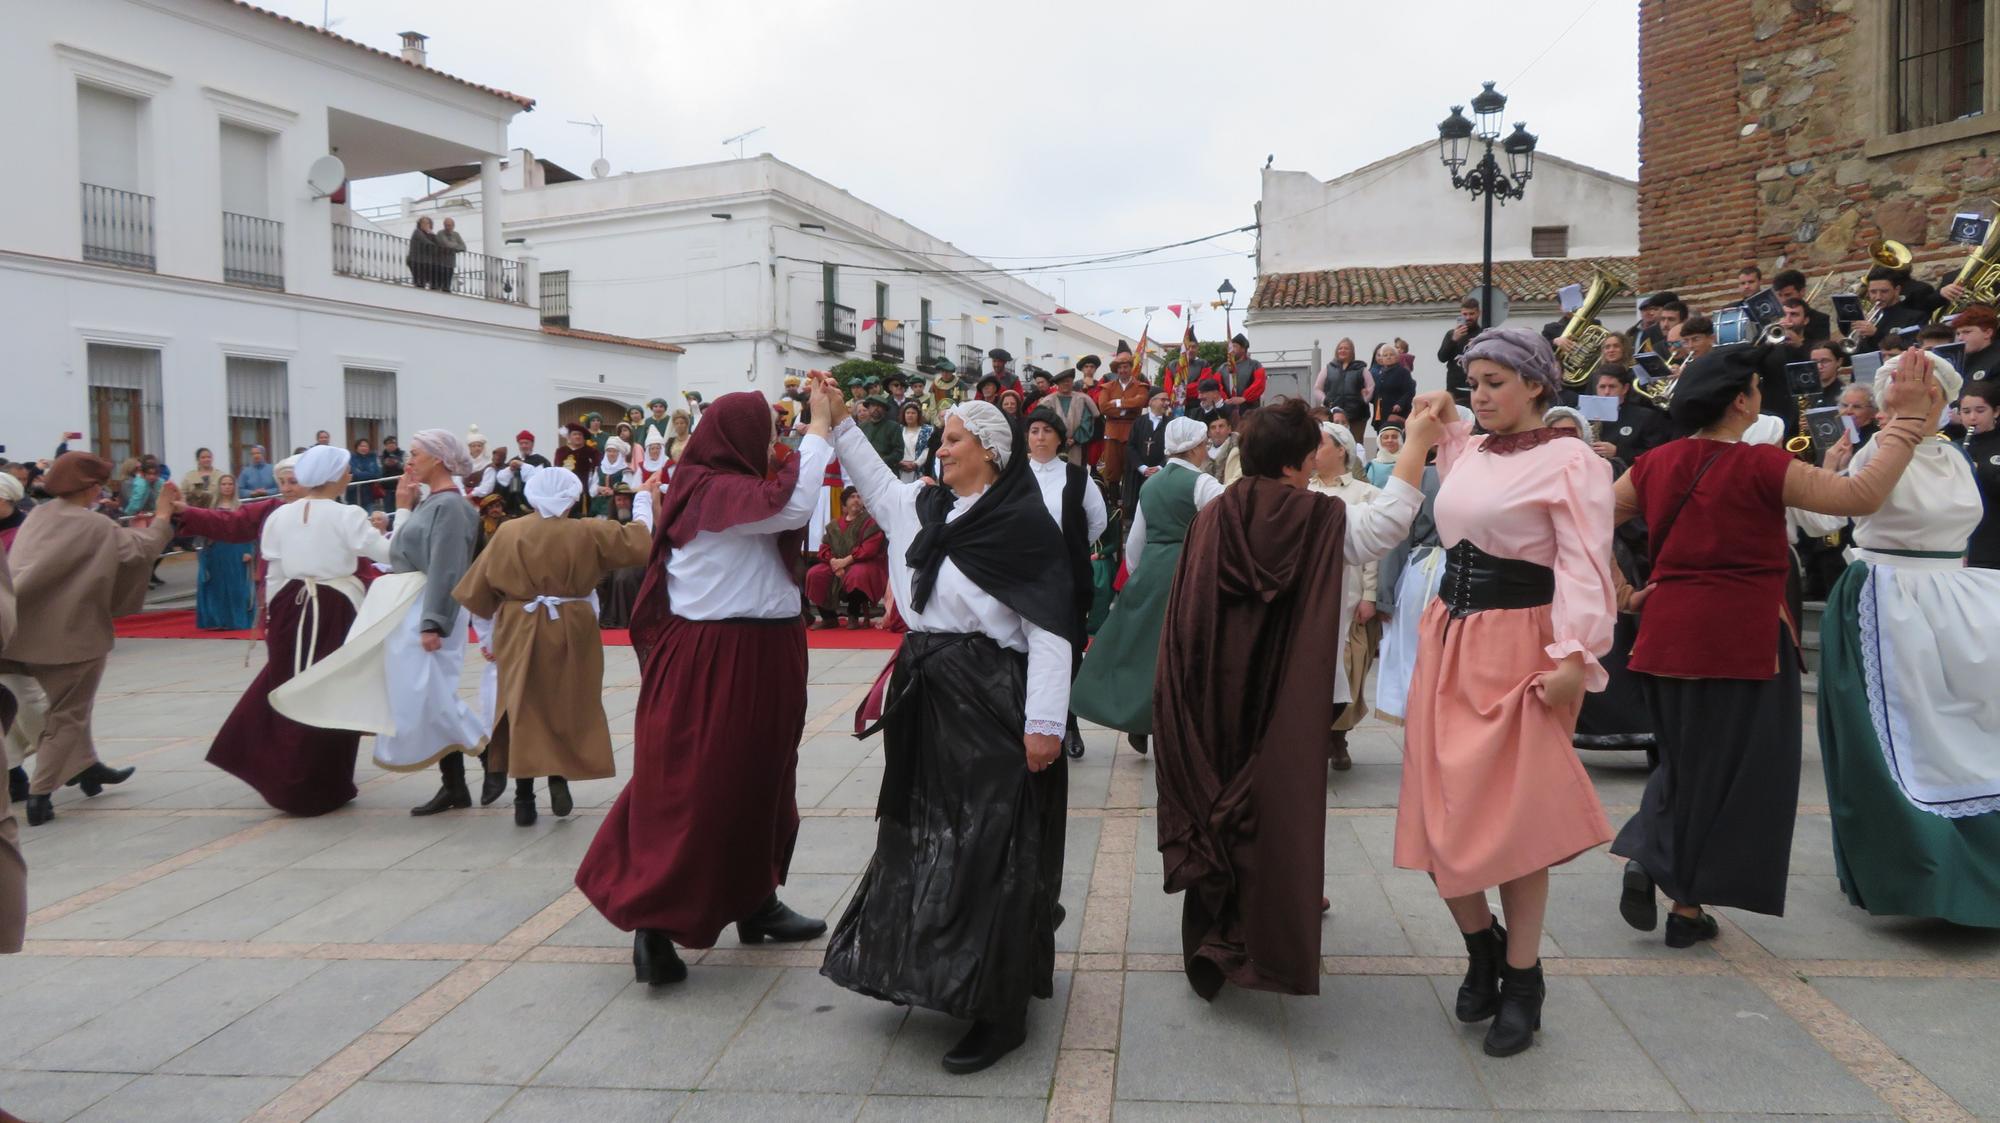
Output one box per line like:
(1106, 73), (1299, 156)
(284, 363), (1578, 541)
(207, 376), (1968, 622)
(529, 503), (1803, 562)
(1246, 142), (1639, 401)
(1, 0), (677, 474)
(371, 155), (1131, 402)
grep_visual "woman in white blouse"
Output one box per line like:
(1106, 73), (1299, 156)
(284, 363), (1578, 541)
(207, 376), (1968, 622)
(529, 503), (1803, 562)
(816, 383), (1077, 1077)
(207, 445), (390, 816)
(1308, 423), (1386, 771)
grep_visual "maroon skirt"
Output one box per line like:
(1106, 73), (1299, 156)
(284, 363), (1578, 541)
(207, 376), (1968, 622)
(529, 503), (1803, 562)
(206, 580), (362, 817)
(575, 614), (809, 945)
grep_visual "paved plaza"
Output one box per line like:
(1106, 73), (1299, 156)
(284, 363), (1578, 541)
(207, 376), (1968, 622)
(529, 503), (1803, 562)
(3, 637), (1998, 1123)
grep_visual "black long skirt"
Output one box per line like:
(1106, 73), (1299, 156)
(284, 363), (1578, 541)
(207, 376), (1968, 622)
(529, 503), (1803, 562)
(1612, 632), (1801, 916)
(821, 631), (1066, 1024)
(1574, 614), (1656, 751)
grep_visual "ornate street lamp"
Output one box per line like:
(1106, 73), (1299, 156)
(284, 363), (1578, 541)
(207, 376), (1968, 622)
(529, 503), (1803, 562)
(1436, 82), (1538, 331)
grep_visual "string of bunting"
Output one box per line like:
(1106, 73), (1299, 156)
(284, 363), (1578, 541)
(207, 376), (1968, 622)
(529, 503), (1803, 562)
(859, 297), (1233, 333)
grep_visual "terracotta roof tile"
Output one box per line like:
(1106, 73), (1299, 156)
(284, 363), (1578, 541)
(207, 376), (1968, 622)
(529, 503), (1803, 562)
(540, 325), (685, 353)
(227, 1), (535, 110)
(1252, 257), (1639, 310)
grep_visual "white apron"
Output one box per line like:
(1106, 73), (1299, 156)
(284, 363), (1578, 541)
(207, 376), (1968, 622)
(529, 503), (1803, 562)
(1373, 544), (1444, 723)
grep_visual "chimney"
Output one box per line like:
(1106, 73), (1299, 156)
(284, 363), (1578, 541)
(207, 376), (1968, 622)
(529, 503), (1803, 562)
(398, 31), (428, 66)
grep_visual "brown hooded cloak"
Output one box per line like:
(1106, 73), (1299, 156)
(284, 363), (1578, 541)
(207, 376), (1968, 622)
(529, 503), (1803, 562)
(1153, 475), (1348, 998)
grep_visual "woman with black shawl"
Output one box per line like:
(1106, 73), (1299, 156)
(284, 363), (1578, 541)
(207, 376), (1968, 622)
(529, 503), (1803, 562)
(816, 379), (1076, 1076)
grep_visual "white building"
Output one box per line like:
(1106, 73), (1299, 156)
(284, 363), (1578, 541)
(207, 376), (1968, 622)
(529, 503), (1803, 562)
(369, 154), (1132, 402)
(1, 0), (677, 474)
(1246, 142), (1639, 400)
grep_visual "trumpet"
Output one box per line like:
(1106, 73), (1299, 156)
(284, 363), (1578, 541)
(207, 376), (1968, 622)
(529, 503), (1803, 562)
(1760, 322), (1794, 346)
(1844, 303), (1883, 348)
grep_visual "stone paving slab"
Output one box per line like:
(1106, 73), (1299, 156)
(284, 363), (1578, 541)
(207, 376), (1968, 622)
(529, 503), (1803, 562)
(3, 637), (1996, 1123)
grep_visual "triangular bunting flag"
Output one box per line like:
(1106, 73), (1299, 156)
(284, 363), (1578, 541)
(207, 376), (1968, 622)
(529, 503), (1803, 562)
(1168, 304), (1181, 317)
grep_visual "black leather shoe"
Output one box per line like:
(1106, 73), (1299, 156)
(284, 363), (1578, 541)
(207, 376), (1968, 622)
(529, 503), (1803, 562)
(634, 929), (687, 986)
(1619, 861), (1659, 932)
(736, 894), (827, 943)
(1129, 734), (1149, 756)
(8, 766), (27, 804)
(514, 790), (537, 827)
(1482, 961), (1545, 1058)
(66, 762), (135, 798)
(547, 777), (572, 818)
(479, 770), (507, 807)
(941, 1018), (1027, 1075)
(1053, 902), (1067, 930)
(24, 794), (54, 826)
(1664, 909), (1720, 948)
(1455, 920), (1508, 1023)
(410, 779), (472, 817)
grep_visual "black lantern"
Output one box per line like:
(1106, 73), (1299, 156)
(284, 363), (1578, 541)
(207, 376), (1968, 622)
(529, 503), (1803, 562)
(1436, 106), (1473, 174)
(1216, 278), (1236, 308)
(1502, 122), (1538, 182)
(1470, 80), (1507, 140)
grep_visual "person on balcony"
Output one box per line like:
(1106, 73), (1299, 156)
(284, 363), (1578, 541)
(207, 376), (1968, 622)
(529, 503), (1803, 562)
(435, 218), (467, 292)
(406, 216), (440, 289)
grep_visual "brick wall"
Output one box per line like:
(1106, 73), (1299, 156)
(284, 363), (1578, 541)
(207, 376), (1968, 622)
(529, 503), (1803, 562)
(1638, 0), (2000, 312)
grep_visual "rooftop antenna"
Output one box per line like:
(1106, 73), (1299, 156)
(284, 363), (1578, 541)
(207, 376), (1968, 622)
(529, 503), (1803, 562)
(320, 0), (342, 30)
(568, 116), (609, 178)
(723, 126), (766, 159)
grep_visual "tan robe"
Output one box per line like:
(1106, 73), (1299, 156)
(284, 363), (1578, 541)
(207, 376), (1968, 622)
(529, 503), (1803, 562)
(453, 515), (653, 780)
(0, 499), (172, 795)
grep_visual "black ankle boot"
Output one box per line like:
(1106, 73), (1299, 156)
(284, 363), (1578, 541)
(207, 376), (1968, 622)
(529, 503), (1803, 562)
(941, 1017), (1027, 1075)
(1664, 909), (1720, 948)
(1483, 961), (1545, 1057)
(514, 779), (536, 827)
(479, 767), (508, 807)
(633, 929), (687, 986)
(410, 777), (472, 816)
(1455, 920), (1508, 1023)
(736, 894), (827, 943)
(1619, 860), (1659, 932)
(66, 762), (135, 797)
(24, 794), (53, 826)
(547, 776), (572, 817)
(8, 766), (27, 803)
(1129, 733), (1149, 756)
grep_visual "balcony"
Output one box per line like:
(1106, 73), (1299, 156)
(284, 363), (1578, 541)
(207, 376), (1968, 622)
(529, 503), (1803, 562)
(331, 224), (524, 304)
(916, 331), (948, 372)
(80, 183), (155, 272)
(957, 344), (983, 375)
(818, 301), (857, 351)
(872, 322), (906, 362)
(222, 213), (284, 291)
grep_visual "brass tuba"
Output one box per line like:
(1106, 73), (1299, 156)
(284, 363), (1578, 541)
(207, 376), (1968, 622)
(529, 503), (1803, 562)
(1935, 216), (2000, 322)
(1555, 267), (1629, 388)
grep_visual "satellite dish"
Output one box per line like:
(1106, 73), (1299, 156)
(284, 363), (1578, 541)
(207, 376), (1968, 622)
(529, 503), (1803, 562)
(306, 155), (347, 199)
(590, 157), (610, 179)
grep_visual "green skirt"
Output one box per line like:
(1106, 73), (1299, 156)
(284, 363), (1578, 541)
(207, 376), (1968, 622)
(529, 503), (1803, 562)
(1072, 544), (1181, 736)
(1818, 560), (2000, 928)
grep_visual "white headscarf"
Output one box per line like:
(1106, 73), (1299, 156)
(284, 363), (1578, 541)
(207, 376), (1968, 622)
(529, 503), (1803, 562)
(1743, 413), (1788, 447)
(1541, 406), (1592, 436)
(293, 444), (350, 489)
(1163, 416), (1207, 456)
(410, 428), (474, 477)
(1319, 421), (1359, 473)
(274, 453), (301, 479)
(600, 436), (630, 472)
(521, 464), (582, 519)
(948, 400), (1014, 470)
(642, 434), (668, 475)
(0, 473), (22, 503)
(1876, 349), (1961, 424)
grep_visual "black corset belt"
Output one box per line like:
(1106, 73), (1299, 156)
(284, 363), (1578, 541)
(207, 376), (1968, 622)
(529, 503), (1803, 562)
(1440, 540), (1555, 618)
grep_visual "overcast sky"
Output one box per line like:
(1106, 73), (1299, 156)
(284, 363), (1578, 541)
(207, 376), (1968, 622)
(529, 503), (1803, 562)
(284, 0), (1639, 342)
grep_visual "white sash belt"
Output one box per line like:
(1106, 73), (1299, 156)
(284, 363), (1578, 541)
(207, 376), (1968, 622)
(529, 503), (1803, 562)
(522, 591), (601, 619)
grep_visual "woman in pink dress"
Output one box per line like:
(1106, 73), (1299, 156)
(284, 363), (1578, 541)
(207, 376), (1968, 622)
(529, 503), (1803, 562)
(1394, 327), (1617, 1058)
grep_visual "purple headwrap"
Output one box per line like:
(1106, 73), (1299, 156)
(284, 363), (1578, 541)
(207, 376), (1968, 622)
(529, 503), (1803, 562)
(1460, 326), (1564, 403)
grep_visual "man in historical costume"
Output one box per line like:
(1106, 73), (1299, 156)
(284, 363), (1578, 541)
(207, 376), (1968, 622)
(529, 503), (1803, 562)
(640, 398), (676, 449)
(1151, 398), (1435, 999)
(1074, 417), (1218, 755)
(1096, 342), (1154, 510)
(453, 466), (657, 826)
(985, 348), (1025, 395)
(928, 371), (963, 416)
(1041, 368), (1101, 468)
(1185, 374), (1232, 430)
(805, 487), (889, 629)
(551, 423), (598, 517)
(1123, 388), (1174, 502)
(271, 431), (491, 814)
(0, 453), (175, 825)
(1216, 333), (1268, 411)
(577, 391), (831, 990)
(857, 395), (904, 474)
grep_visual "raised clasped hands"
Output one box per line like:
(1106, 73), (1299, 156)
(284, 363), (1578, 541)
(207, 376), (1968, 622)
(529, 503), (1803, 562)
(1879, 359), (1936, 420)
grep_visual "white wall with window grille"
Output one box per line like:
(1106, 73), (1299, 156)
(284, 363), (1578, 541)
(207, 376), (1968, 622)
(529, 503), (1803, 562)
(225, 356), (288, 468)
(86, 342), (163, 465)
(342, 367), (397, 449)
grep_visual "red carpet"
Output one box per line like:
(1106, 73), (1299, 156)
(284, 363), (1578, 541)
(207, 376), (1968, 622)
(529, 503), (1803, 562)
(118, 609), (903, 650)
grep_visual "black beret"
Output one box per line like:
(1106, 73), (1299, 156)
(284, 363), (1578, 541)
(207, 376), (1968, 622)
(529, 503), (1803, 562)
(1668, 345), (1760, 429)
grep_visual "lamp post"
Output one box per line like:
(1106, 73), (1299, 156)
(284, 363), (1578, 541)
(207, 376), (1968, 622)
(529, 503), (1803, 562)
(1437, 81), (1538, 330)
(1217, 278), (1237, 344)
